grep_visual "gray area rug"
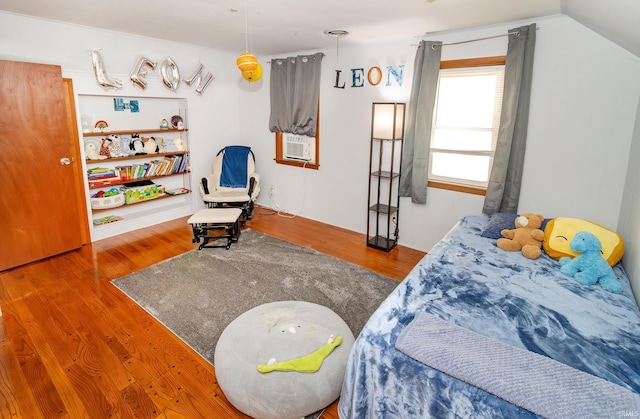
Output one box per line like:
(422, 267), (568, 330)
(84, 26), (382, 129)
(111, 229), (400, 366)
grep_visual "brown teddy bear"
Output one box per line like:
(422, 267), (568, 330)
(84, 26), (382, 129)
(497, 213), (545, 259)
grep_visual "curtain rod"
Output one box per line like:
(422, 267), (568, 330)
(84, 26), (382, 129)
(266, 53), (325, 64)
(415, 26), (539, 48)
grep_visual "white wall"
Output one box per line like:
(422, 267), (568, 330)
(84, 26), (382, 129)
(244, 15), (640, 252)
(520, 18), (640, 227)
(618, 96), (640, 307)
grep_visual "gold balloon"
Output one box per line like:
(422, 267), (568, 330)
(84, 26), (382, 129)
(236, 52), (258, 72)
(242, 63), (263, 83)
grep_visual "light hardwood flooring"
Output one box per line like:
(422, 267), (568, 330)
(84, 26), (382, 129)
(0, 206), (425, 418)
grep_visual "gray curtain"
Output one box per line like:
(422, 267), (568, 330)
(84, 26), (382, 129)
(399, 41), (442, 204)
(269, 52), (323, 137)
(483, 23), (537, 214)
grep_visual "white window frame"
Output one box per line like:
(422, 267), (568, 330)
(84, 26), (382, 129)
(428, 57), (506, 193)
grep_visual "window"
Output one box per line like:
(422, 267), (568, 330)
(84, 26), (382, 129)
(428, 57), (505, 194)
(274, 117), (320, 170)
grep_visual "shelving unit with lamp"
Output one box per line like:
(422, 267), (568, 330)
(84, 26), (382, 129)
(366, 102), (405, 251)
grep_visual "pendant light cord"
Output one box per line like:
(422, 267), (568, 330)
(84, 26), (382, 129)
(244, 0), (250, 52)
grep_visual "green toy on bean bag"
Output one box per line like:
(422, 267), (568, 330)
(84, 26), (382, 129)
(257, 335), (343, 373)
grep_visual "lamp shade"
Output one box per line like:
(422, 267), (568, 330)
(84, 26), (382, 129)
(237, 52), (258, 72)
(372, 103), (405, 140)
(242, 63), (263, 83)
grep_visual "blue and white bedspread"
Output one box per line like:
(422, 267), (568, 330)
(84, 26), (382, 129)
(338, 215), (640, 418)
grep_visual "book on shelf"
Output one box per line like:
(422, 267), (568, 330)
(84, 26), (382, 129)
(87, 167), (119, 183)
(113, 155), (186, 181)
(165, 187), (190, 195)
(88, 180), (120, 188)
(88, 168), (116, 176)
(93, 215), (124, 226)
(179, 153), (190, 172)
(88, 167), (112, 174)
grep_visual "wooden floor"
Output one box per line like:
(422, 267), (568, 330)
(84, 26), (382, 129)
(0, 206), (426, 418)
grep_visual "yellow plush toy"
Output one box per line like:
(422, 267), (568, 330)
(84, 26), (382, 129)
(543, 217), (624, 266)
(497, 213), (546, 259)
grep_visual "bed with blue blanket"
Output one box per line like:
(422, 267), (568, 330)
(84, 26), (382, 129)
(338, 215), (640, 418)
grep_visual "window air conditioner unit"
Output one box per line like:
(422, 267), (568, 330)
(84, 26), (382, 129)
(283, 133), (312, 161)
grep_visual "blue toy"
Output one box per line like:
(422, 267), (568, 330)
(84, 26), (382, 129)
(559, 231), (622, 294)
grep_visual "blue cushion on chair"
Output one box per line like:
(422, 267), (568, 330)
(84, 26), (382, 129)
(220, 146), (250, 188)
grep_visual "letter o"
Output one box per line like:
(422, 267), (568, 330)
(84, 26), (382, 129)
(368, 67), (382, 86)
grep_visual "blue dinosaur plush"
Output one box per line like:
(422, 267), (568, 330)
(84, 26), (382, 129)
(559, 231), (622, 294)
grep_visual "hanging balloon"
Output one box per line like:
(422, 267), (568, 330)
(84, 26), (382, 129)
(130, 55), (156, 90)
(242, 62), (263, 83)
(160, 57), (181, 91)
(184, 63), (204, 86)
(185, 63), (214, 95)
(236, 52), (258, 72)
(88, 49), (122, 90)
(194, 73), (214, 95)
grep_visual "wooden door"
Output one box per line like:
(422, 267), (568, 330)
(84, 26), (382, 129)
(0, 60), (88, 271)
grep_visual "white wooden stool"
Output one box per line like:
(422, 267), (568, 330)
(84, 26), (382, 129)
(188, 208), (242, 250)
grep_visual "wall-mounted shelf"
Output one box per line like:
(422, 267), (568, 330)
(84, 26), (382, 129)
(78, 94), (194, 241)
(88, 170), (190, 189)
(83, 128), (187, 137)
(86, 151), (188, 164)
(91, 190), (190, 214)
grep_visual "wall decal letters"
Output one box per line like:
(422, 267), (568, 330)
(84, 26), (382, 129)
(386, 65), (404, 87)
(367, 67), (382, 86)
(334, 70), (346, 89)
(333, 64), (404, 89)
(351, 68), (366, 87)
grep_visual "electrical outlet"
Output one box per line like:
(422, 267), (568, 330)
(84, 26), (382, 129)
(269, 185), (276, 196)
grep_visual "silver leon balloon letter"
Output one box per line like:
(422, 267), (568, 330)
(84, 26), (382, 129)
(185, 63), (214, 95)
(130, 55), (157, 90)
(160, 57), (181, 91)
(184, 62), (203, 85)
(88, 49), (122, 90)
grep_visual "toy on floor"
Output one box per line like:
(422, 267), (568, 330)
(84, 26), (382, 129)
(496, 213), (546, 259)
(559, 231), (622, 294)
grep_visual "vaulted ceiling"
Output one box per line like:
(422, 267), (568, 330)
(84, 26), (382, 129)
(1, 0), (638, 58)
